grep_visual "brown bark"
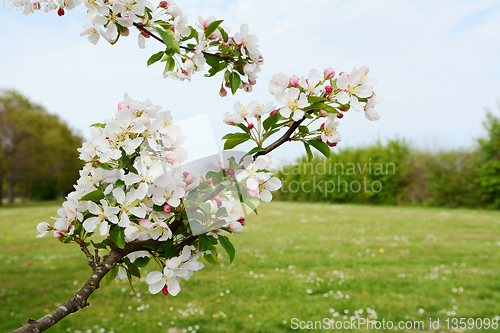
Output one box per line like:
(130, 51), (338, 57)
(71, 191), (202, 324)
(10, 240), (150, 333)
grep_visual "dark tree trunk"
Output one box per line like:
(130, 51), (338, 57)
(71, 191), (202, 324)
(0, 172), (3, 206)
(8, 177), (14, 204)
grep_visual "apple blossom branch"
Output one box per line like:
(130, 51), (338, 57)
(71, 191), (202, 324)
(132, 22), (229, 60)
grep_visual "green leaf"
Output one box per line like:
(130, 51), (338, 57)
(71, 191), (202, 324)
(229, 72), (241, 95)
(197, 202), (212, 214)
(303, 142), (313, 162)
(204, 53), (222, 69)
(90, 123), (106, 128)
(308, 96), (329, 103)
(263, 112), (278, 131)
(110, 226), (126, 249)
(246, 146), (266, 156)
(81, 189), (104, 203)
(142, 242), (156, 251)
(298, 125), (309, 134)
(236, 123), (251, 133)
(198, 234), (213, 252)
(217, 235), (235, 263)
(147, 50), (165, 67)
(307, 139), (331, 158)
(225, 132), (251, 140)
(153, 204), (165, 212)
(133, 256), (151, 268)
(218, 26), (228, 42)
(155, 27), (173, 48)
(91, 240), (107, 250)
(171, 38), (180, 53)
(115, 179), (125, 187)
(204, 252), (219, 265)
(224, 136), (250, 150)
(203, 246), (220, 265)
(106, 266), (118, 284)
(164, 57), (175, 74)
(96, 163), (113, 170)
(204, 20), (224, 38)
(126, 261), (141, 278)
(312, 102), (338, 114)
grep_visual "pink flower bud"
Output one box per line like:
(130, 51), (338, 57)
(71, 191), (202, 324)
(186, 174), (195, 184)
(203, 19), (211, 29)
(243, 82), (253, 92)
(164, 205), (172, 213)
(221, 42), (229, 46)
(319, 110), (329, 117)
(214, 196), (223, 206)
(33, 1), (40, 9)
(139, 218), (152, 229)
(159, 1), (168, 8)
(327, 141), (338, 147)
(228, 221), (243, 234)
(219, 87), (227, 97)
(162, 285), (169, 296)
(325, 85), (333, 93)
(228, 37), (235, 45)
(223, 119), (235, 126)
(206, 179), (212, 185)
(225, 81), (231, 88)
(248, 123), (254, 130)
(286, 121), (294, 127)
(54, 231), (64, 238)
(248, 188), (259, 197)
(289, 75), (299, 87)
(166, 152), (177, 164)
(238, 217), (246, 226)
(320, 123), (325, 130)
(336, 113), (344, 119)
(227, 169), (235, 176)
(118, 102), (129, 110)
(323, 68), (335, 79)
(121, 27), (130, 37)
(169, 26), (175, 32)
(257, 55), (264, 64)
(183, 171), (189, 178)
(270, 109), (277, 116)
(57, 7), (64, 16)
(141, 31), (150, 38)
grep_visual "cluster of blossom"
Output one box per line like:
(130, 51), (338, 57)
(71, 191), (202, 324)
(146, 245), (204, 296)
(35, 93), (282, 296)
(14, 0), (263, 91)
(222, 67), (381, 151)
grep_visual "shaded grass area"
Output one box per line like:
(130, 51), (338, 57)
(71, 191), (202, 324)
(1, 201), (499, 332)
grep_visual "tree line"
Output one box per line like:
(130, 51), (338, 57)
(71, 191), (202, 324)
(275, 106), (500, 209)
(0, 90), (83, 204)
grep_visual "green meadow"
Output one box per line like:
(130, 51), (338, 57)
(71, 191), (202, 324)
(1, 201), (499, 332)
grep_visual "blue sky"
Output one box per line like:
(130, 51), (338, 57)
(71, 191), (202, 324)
(1, 0), (500, 165)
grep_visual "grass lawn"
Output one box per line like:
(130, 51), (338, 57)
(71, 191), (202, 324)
(1, 201), (499, 332)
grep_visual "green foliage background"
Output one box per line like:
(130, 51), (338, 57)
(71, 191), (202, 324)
(275, 107), (500, 209)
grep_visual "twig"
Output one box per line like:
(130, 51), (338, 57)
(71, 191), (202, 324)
(78, 240), (97, 271)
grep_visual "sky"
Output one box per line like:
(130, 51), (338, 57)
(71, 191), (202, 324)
(1, 0), (500, 165)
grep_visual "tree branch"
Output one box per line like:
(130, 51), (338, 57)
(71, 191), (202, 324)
(78, 239), (97, 271)
(254, 109), (319, 159)
(11, 246), (123, 333)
